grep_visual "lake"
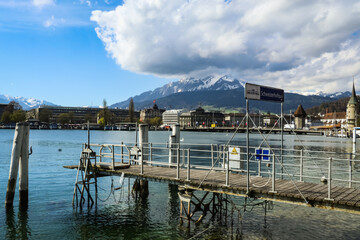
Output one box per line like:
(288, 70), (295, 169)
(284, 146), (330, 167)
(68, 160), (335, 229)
(1, 129), (360, 239)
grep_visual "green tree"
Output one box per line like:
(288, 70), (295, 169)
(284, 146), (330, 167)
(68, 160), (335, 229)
(39, 108), (52, 123)
(149, 117), (162, 126)
(98, 117), (105, 127)
(98, 99), (113, 125)
(68, 111), (75, 123)
(129, 98), (135, 122)
(58, 113), (69, 125)
(10, 110), (26, 123)
(1, 111), (12, 123)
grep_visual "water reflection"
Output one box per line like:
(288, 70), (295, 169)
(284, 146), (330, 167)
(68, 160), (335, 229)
(5, 206), (31, 240)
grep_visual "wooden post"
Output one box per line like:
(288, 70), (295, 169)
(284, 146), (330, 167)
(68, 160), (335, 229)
(5, 123), (25, 207)
(19, 123), (30, 207)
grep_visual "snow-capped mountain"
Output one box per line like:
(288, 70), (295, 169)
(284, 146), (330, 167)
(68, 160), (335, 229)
(317, 91), (352, 99)
(0, 94), (56, 110)
(111, 75), (245, 109)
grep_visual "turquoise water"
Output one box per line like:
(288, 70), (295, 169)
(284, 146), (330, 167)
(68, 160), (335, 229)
(1, 129), (360, 239)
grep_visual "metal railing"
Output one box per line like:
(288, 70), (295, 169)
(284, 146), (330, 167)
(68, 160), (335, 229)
(84, 141), (360, 200)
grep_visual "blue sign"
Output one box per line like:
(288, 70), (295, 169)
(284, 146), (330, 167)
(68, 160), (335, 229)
(245, 83), (284, 103)
(255, 148), (270, 161)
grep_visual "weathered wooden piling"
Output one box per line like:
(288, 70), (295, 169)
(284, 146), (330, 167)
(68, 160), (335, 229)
(5, 122), (30, 207)
(138, 124), (149, 197)
(19, 124), (30, 207)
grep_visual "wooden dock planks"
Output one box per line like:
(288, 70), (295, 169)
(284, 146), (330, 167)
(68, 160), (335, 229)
(64, 163), (360, 213)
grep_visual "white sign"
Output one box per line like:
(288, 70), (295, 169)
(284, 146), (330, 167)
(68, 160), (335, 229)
(229, 146), (241, 161)
(245, 84), (261, 100)
(228, 146), (242, 169)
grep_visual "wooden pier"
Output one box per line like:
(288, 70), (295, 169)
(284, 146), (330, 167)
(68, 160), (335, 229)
(64, 160), (360, 214)
(64, 123), (360, 218)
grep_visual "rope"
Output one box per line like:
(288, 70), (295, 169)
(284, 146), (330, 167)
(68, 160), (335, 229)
(97, 178), (114, 202)
(197, 116), (247, 188)
(248, 116), (309, 204)
(250, 171), (271, 188)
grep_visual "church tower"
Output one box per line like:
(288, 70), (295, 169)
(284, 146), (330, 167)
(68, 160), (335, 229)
(346, 81), (358, 131)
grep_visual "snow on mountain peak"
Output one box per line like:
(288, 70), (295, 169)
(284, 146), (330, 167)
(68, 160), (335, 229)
(0, 94), (56, 110)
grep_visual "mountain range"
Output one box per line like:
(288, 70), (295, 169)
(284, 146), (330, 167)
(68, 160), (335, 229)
(110, 75), (352, 114)
(1, 75), (353, 114)
(0, 94), (56, 110)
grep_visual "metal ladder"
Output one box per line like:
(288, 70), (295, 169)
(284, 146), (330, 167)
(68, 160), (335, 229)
(72, 148), (97, 209)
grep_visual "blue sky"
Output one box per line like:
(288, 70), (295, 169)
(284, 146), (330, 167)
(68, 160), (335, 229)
(1, 0), (360, 107)
(0, 0), (171, 107)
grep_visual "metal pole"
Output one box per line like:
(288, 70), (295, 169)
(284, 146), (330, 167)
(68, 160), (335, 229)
(349, 153), (353, 188)
(87, 120), (90, 148)
(281, 102), (283, 179)
(226, 152), (230, 186)
(176, 148), (180, 179)
(187, 149), (191, 181)
(140, 145), (144, 175)
(121, 142), (124, 163)
(271, 153), (276, 192)
(300, 149), (303, 182)
(112, 145), (115, 170)
(246, 99), (250, 194)
(99, 146), (103, 162)
(327, 157), (333, 200)
(211, 144), (214, 167)
(182, 149), (185, 166)
(150, 143), (153, 166)
(353, 128), (356, 154)
(222, 145), (225, 169)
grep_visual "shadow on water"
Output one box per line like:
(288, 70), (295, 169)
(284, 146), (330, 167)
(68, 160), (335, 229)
(5, 205), (31, 240)
(72, 186), (153, 239)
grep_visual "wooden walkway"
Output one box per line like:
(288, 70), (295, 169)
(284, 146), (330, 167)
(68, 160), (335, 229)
(64, 163), (360, 213)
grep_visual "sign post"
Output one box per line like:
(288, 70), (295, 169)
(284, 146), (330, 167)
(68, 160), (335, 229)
(244, 83), (284, 194)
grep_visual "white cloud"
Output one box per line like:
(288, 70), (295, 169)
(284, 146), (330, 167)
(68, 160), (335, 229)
(44, 15), (65, 27)
(32, 0), (54, 8)
(80, 0), (92, 7)
(91, 0), (360, 93)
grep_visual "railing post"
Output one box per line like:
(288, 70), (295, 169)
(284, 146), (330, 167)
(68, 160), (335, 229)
(112, 145), (115, 170)
(211, 144), (214, 167)
(326, 157), (333, 201)
(271, 153), (276, 193)
(121, 142), (124, 163)
(182, 149), (185, 166)
(258, 158), (261, 177)
(222, 145), (226, 169)
(176, 148), (180, 179)
(300, 149), (303, 182)
(225, 152), (230, 186)
(349, 153), (353, 188)
(99, 146), (103, 163)
(187, 149), (191, 181)
(150, 143), (153, 166)
(128, 146), (131, 164)
(140, 145), (144, 175)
